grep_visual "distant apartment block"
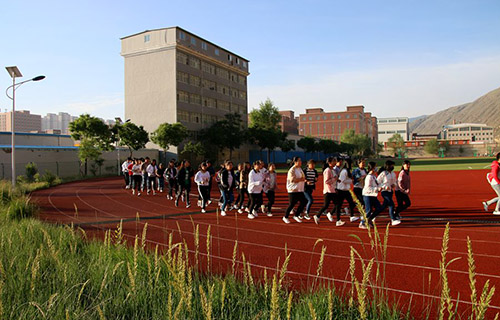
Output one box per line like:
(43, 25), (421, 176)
(121, 27), (249, 153)
(279, 110), (299, 134)
(0, 110), (41, 132)
(41, 112), (78, 134)
(298, 106), (378, 149)
(442, 123), (494, 143)
(377, 117), (409, 143)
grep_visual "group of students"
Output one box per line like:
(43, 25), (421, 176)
(121, 156), (413, 227)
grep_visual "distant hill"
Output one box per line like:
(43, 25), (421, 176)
(409, 86), (500, 140)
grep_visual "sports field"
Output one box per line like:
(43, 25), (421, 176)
(31, 158), (500, 318)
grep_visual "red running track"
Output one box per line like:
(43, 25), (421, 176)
(32, 170), (500, 318)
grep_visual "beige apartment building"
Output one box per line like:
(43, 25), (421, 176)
(0, 110), (41, 132)
(121, 27), (250, 156)
(442, 123), (494, 143)
(377, 117), (409, 143)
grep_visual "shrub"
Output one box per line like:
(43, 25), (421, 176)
(39, 170), (61, 186)
(3, 195), (38, 220)
(0, 181), (13, 204)
(25, 162), (38, 182)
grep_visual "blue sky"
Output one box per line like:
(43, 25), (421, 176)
(1, 0), (500, 120)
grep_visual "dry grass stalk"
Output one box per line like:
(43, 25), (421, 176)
(113, 220), (124, 246)
(199, 284), (214, 320)
(30, 248), (41, 296)
(167, 290), (173, 319)
(206, 225), (211, 273)
(127, 262), (136, 294)
(438, 223), (460, 320)
(286, 291), (293, 320)
(194, 224), (200, 268)
(316, 246), (327, 279)
(270, 274), (280, 320)
(73, 203), (78, 218)
(279, 252), (292, 289)
(242, 253), (248, 286)
(308, 301), (317, 320)
(232, 241), (238, 276)
(141, 223), (148, 251)
(77, 279), (90, 305)
(221, 278), (227, 313)
(348, 248), (356, 308)
(97, 305), (106, 320)
(328, 288), (334, 320)
(307, 239), (323, 286)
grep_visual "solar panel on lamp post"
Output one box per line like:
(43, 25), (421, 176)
(5, 66), (45, 187)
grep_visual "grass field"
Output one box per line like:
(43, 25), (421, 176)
(276, 157), (494, 173)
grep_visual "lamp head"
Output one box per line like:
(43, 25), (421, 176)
(32, 75), (45, 81)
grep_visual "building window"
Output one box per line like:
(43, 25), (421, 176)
(189, 56), (200, 69)
(239, 91), (246, 100)
(217, 67), (229, 79)
(309, 117), (312, 121)
(338, 115), (341, 119)
(242, 61), (247, 68)
(177, 110), (189, 122)
(190, 37), (196, 45)
(218, 84), (229, 96)
(201, 42), (208, 50)
(202, 79), (216, 90)
(316, 116), (320, 120)
(353, 114), (357, 118)
(346, 115), (350, 119)
(202, 62), (216, 74)
(215, 48), (220, 56)
(177, 91), (189, 103)
(232, 89), (238, 98)
(189, 75), (200, 87)
(144, 34), (150, 42)
(230, 73), (237, 82)
(238, 75), (246, 85)
(228, 54), (232, 62)
(176, 71), (189, 84)
(236, 58), (240, 64)
(218, 100), (230, 111)
(190, 112), (201, 123)
(239, 105), (246, 114)
(177, 52), (188, 65)
(203, 97), (216, 108)
(179, 31), (186, 40)
(302, 117), (306, 121)
(190, 93), (201, 105)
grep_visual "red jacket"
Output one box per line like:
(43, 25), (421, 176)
(487, 161), (500, 184)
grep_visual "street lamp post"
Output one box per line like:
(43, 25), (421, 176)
(5, 66), (45, 187)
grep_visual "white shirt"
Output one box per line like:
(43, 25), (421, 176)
(121, 161), (129, 173)
(248, 169), (264, 194)
(377, 170), (397, 191)
(194, 171), (211, 186)
(337, 168), (353, 191)
(362, 173), (380, 197)
(146, 164), (156, 177)
(286, 167), (305, 193)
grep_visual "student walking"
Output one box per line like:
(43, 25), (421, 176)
(303, 160), (318, 220)
(206, 160), (215, 203)
(218, 161), (236, 216)
(146, 159), (158, 195)
(157, 163), (166, 192)
(141, 157), (150, 192)
(314, 157), (343, 225)
(195, 162), (211, 213)
(283, 157), (307, 224)
(247, 161), (264, 219)
(377, 160), (400, 226)
(352, 159), (367, 206)
(395, 160), (412, 218)
(483, 152), (500, 214)
(131, 159), (143, 196)
(263, 163), (277, 217)
(237, 162), (250, 213)
(359, 162), (383, 229)
(122, 158), (132, 189)
(175, 160), (194, 208)
(336, 158), (359, 223)
(127, 159), (134, 189)
(165, 160), (178, 200)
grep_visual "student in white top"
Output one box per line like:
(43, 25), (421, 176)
(131, 159), (143, 196)
(122, 158), (132, 189)
(315, 157), (341, 225)
(377, 160), (400, 226)
(194, 162), (211, 213)
(359, 162), (383, 229)
(483, 152), (500, 214)
(335, 158), (359, 223)
(283, 157), (306, 224)
(247, 160), (264, 219)
(146, 159), (158, 195)
(263, 163), (277, 217)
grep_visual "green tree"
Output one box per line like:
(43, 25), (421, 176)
(199, 113), (245, 160)
(69, 114), (114, 176)
(181, 141), (206, 161)
(151, 123), (188, 150)
(340, 129), (372, 156)
(247, 127), (283, 163)
(425, 138), (449, 156)
(114, 121), (149, 157)
(318, 139), (338, 155)
(297, 136), (317, 160)
(280, 138), (295, 161)
(249, 98), (281, 130)
(387, 133), (406, 156)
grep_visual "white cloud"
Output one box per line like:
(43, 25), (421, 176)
(248, 55), (500, 118)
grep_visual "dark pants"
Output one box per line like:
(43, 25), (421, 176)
(132, 175), (142, 191)
(176, 185), (190, 206)
(395, 191), (411, 216)
(353, 187), (364, 207)
(304, 186), (314, 214)
(285, 192), (306, 219)
(265, 190), (275, 212)
(237, 187), (248, 209)
(248, 193), (263, 214)
(335, 190), (355, 217)
(317, 193), (337, 218)
(168, 179), (177, 198)
(220, 188), (234, 211)
(158, 177), (165, 190)
(123, 172), (130, 187)
(142, 174), (149, 191)
(149, 176), (157, 192)
(363, 195), (383, 221)
(208, 179), (213, 200)
(198, 185), (210, 209)
(380, 191), (396, 220)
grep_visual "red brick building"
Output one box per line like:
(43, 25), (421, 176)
(278, 110), (299, 134)
(298, 105), (378, 150)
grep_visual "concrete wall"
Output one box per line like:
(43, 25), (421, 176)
(0, 132), (74, 147)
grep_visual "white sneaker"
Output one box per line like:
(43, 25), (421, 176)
(350, 216), (360, 222)
(125, 186), (130, 189)
(208, 200), (212, 205)
(147, 190), (150, 195)
(326, 212), (334, 222)
(238, 209), (243, 214)
(137, 192), (141, 196)
(252, 211), (259, 217)
(358, 222), (367, 230)
(132, 189), (135, 195)
(483, 202), (489, 212)
(493, 211), (500, 215)
(293, 216), (302, 223)
(314, 215), (320, 225)
(282, 217), (290, 224)
(201, 209), (206, 213)
(344, 207), (350, 215)
(152, 192), (156, 196)
(186, 204), (191, 209)
(247, 213), (255, 219)
(336, 220), (345, 227)
(197, 200), (202, 207)
(221, 210), (226, 216)
(391, 219), (401, 226)
(245, 208), (250, 212)
(233, 205), (239, 210)
(304, 213), (311, 220)
(267, 212), (273, 217)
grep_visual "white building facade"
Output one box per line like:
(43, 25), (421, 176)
(377, 117), (409, 143)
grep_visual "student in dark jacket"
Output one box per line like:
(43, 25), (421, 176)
(175, 160), (194, 208)
(218, 160), (236, 216)
(165, 160), (178, 200)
